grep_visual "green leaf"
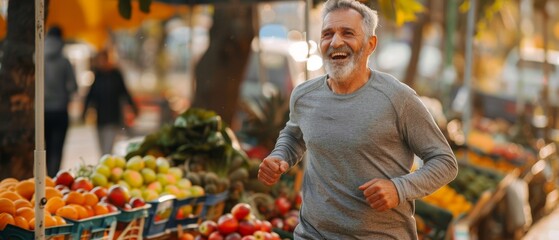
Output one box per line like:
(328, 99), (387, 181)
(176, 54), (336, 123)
(118, 0), (132, 19)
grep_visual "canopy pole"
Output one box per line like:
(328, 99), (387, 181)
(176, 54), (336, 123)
(462, 0), (476, 160)
(34, 0), (47, 238)
(304, 0), (311, 80)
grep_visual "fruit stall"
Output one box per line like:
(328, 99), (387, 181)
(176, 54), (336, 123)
(1, 107), (558, 240)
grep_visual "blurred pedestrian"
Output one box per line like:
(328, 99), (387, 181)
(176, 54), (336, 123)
(257, 0), (458, 239)
(82, 50), (138, 154)
(44, 26), (78, 177)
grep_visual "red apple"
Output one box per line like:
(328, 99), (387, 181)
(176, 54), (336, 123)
(90, 186), (108, 199)
(107, 185), (130, 208)
(252, 219), (262, 232)
(269, 218), (283, 229)
(240, 236), (255, 240)
(224, 233), (242, 240)
(253, 231), (272, 240)
(217, 214), (239, 235)
(198, 220), (218, 237)
(231, 203), (251, 220)
(129, 197), (146, 208)
(283, 215), (299, 232)
(208, 231), (224, 240)
(55, 171), (75, 187)
(260, 220), (272, 233)
(99, 202), (118, 213)
(238, 220), (257, 236)
(269, 232), (280, 240)
(71, 177), (94, 191)
(274, 197), (291, 216)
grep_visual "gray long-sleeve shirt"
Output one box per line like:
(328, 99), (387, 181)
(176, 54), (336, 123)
(269, 70), (458, 239)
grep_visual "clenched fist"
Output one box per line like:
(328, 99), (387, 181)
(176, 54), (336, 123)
(258, 157), (289, 186)
(359, 178), (399, 212)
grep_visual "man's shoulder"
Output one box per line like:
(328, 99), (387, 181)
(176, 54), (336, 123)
(371, 70), (416, 96)
(291, 75), (326, 96)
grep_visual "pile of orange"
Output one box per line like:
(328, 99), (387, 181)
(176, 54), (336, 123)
(0, 176), (114, 232)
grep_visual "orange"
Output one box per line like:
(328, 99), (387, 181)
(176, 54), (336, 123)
(29, 214), (57, 230)
(15, 207), (35, 222)
(45, 196), (65, 214)
(63, 191), (84, 205)
(45, 187), (63, 200)
(0, 212), (15, 231)
(84, 206), (95, 218)
(52, 215), (66, 226)
(13, 216), (29, 230)
(0, 191), (22, 201)
(45, 177), (55, 187)
(15, 180), (35, 200)
(70, 204), (89, 220)
(0, 178), (18, 185)
(0, 198), (15, 215)
(55, 205), (78, 220)
(13, 199), (32, 209)
(83, 192), (99, 207)
(93, 204), (109, 216)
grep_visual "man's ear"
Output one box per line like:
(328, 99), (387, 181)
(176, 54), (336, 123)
(368, 35), (378, 54)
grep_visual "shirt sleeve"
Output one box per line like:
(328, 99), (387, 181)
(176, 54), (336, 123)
(390, 91), (458, 205)
(268, 92), (307, 168)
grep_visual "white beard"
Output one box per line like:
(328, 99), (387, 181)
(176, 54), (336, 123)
(323, 46), (364, 82)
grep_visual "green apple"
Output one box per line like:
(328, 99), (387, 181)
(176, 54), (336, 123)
(114, 156), (127, 168)
(142, 189), (159, 202)
(95, 164), (111, 178)
(177, 189), (192, 199)
(130, 188), (143, 198)
(165, 173), (178, 185)
(164, 185), (181, 197)
(123, 169), (144, 188)
(157, 173), (169, 186)
(147, 181), (163, 193)
(189, 185), (205, 197)
(141, 168), (157, 184)
(155, 157), (170, 173)
(143, 155), (157, 170)
(90, 172), (108, 187)
(177, 178), (192, 190)
(168, 167), (183, 181)
(99, 154), (116, 168)
(110, 167), (124, 182)
(117, 180), (130, 190)
(126, 155), (145, 171)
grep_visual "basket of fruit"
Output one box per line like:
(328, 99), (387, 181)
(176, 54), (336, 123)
(0, 223), (74, 240)
(143, 195), (176, 238)
(113, 201), (151, 240)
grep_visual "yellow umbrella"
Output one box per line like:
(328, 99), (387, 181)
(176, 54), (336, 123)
(46, 0), (188, 49)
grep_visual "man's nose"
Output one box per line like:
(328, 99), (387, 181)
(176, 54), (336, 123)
(330, 33), (344, 48)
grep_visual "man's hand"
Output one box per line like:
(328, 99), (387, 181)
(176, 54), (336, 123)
(359, 179), (399, 212)
(258, 157), (289, 186)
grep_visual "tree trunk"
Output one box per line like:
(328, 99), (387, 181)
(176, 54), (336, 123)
(0, 0), (37, 179)
(192, 3), (255, 126)
(402, 0), (431, 91)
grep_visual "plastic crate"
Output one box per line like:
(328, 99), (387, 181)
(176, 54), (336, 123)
(113, 204), (151, 240)
(64, 212), (119, 240)
(200, 191), (229, 222)
(167, 196), (206, 231)
(0, 223), (73, 240)
(143, 195), (176, 238)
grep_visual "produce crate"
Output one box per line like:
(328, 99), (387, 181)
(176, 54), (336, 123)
(0, 223), (73, 240)
(200, 191), (229, 222)
(415, 200), (454, 240)
(167, 196), (206, 231)
(143, 195), (176, 238)
(64, 212), (119, 240)
(113, 204), (151, 240)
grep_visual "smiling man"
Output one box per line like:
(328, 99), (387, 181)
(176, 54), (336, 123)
(257, 0), (458, 239)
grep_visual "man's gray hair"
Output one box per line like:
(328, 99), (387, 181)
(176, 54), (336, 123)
(321, 0), (379, 38)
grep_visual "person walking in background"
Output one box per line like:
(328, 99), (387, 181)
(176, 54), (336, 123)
(257, 0), (458, 239)
(44, 26), (78, 177)
(82, 50), (138, 155)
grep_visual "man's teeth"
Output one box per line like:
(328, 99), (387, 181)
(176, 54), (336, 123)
(331, 52), (348, 58)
